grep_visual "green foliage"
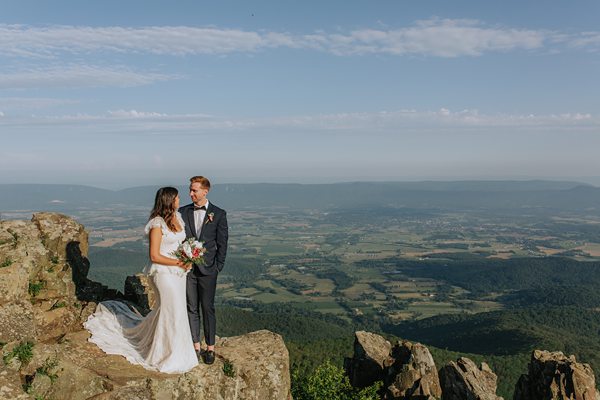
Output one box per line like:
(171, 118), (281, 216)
(3, 341), (34, 365)
(50, 255), (59, 264)
(28, 280), (46, 297)
(396, 257), (600, 297)
(292, 361), (381, 400)
(217, 303), (353, 343)
(8, 229), (19, 248)
(0, 258), (12, 268)
(49, 301), (67, 310)
(36, 357), (59, 383)
(223, 360), (235, 377)
(315, 269), (354, 290)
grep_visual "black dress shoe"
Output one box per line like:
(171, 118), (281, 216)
(195, 349), (203, 361)
(203, 350), (215, 365)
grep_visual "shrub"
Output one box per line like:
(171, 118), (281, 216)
(292, 361), (381, 400)
(28, 280), (46, 297)
(3, 341), (34, 365)
(223, 360), (236, 377)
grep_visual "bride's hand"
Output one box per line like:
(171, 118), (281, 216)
(176, 260), (192, 271)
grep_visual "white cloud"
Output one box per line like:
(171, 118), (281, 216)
(0, 19), (586, 59)
(311, 18), (546, 57)
(0, 65), (175, 89)
(0, 24), (270, 57)
(1, 108), (597, 134)
(108, 110), (168, 118)
(569, 32), (600, 50)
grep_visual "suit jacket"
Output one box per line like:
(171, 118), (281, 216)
(180, 202), (228, 275)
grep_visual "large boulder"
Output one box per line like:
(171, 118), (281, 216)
(0, 213), (118, 343)
(345, 331), (392, 388)
(439, 357), (503, 400)
(513, 350), (600, 400)
(384, 339), (442, 400)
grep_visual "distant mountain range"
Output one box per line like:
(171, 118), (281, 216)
(0, 180), (599, 213)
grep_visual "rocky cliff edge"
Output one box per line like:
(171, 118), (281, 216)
(0, 213), (291, 400)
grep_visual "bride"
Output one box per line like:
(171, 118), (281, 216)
(84, 187), (199, 373)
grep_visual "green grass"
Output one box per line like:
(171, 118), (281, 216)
(8, 229), (19, 248)
(223, 360), (236, 377)
(0, 258), (12, 268)
(28, 280), (46, 297)
(36, 357), (59, 383)
(3, 341), (34, 365)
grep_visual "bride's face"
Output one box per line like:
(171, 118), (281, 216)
(173, 195), (180, 210)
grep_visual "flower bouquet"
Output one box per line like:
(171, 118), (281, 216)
(171, 237), (207, 266)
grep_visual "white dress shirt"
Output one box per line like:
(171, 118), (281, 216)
(193, 200), (209, 238)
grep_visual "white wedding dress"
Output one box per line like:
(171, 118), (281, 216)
(84, 213), (198, 373)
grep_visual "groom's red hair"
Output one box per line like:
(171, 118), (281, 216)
(190, 176), (211, 190)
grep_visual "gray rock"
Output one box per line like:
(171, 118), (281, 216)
(345, 330), (392, 388)
(513, 350), (600, 400)
(440, 357), (503, 400)
(384, 339), (442, 400)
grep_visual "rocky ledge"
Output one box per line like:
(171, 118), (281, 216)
(345, 330), (600, 400)
(0, 213), (291, 400)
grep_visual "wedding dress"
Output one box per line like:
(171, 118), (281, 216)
(84, 213), (198, 373)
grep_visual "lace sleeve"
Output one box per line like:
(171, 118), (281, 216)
(144, 216), (166, 235)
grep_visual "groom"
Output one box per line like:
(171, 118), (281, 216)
(181, 175), (228, 364)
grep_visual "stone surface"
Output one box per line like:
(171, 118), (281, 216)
(439, 357), (503, 400)
(17, 329), (291, 400)
(513, 350), (600, 400)
(384, 339), (442, 400)
(345, 330), (392, 388)
(0, 213), (120, 343)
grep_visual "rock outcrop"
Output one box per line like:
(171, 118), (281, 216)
(345, 330), (392, 388)
(0, 213), (292, 400)
(384, 339), (442, 400)
(345, 331), (444, 399)
(0, 212), (114, 344)
(513, 350), (600, 400)
(439, 357), (503, 400)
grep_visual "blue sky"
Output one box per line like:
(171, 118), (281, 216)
(0, 0), (599, 188)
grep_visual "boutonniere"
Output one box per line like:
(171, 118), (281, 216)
(205, 212), (215, 224)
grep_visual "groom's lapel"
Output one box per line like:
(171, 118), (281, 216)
(199, 203), (212, 241)
(185, 205), (197, 239)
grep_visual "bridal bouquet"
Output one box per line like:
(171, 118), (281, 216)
(171, 238), (207, 266)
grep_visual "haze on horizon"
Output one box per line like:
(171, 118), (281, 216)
(0, 0), (599, 188)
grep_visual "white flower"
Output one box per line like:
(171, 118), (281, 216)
(182, 242), (193, 258)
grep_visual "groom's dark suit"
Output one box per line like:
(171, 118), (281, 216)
(180, 201), (228, 346)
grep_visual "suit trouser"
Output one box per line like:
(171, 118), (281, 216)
(186, 268), (217, 346)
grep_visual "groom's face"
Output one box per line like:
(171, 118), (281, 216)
(190, 182), (209, 205)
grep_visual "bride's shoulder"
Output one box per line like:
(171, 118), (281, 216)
(144, 216), (166, 235)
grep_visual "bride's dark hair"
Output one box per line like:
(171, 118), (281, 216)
(149, 187), (179, 231)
